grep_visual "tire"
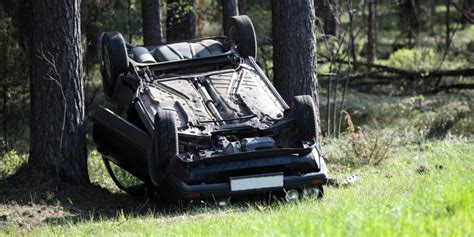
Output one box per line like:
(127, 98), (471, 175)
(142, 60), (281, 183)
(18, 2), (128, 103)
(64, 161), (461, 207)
(101, 32), (129, 98)
(148, 109), (178, 187)
(228, 15), (257, 59)
(293, 95), (318, 144)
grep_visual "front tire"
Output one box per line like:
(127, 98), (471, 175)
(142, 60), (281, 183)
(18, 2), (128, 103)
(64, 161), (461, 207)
(293, 95), (318, 145)
(148, 109), (178, 187)
(101, 32), (129, 99)
(228, 15), (257, 59)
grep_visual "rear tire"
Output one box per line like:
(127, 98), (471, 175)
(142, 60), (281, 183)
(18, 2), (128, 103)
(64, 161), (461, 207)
(293, 95), (318, 145)
(101, 32), (129, 99)
(148, 109), (178, 187)
(228, 15), (257, 59)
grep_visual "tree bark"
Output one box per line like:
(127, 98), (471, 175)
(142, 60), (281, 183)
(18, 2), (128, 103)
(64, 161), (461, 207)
(30, 0), (89, 184)
(272, 0), (321, 143)
(367, 0), (377, 63)
(166, 0), (196, 42)
(314, 0), (340, 36)
(142, 0), (162, 45)
(221, 0), (239, 36)
(83, 3), (103, 65)
(238, 0), (247, 14)
(445, 0), (451, 50)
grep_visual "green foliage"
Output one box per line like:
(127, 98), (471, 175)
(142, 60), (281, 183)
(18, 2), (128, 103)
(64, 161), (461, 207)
(0, 149), (27, 180)
(385, 47), (439, 71)
(419, 102), (472, 139)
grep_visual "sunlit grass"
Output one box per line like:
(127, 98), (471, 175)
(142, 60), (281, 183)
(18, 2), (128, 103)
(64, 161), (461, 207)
(14, 141), (473, 236)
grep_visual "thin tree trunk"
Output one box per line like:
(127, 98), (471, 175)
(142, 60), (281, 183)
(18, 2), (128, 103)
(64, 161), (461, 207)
(446, 0), (451, 50)
(367, 0), (377, 63)
(221, 0), (239, 36)
(30, 0), (89, 184)
(128, 0), (133, 43)
(166, 0), (196, 42)
(239, 0), (247, 14)
(1, 18), (9, 149)
(142, 0), (162, 45)
(272, 0), (321, 144)
(84, 5), (103, 65)
(314, 0), (340, 36)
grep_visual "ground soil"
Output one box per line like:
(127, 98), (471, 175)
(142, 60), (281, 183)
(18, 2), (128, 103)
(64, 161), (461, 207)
(0, 165), (170, 230)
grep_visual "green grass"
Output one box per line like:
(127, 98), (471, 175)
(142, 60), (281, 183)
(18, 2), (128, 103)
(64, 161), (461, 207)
(4, 141), (471, 236)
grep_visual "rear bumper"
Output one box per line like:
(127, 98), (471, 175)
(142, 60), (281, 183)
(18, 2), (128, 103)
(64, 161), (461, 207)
(160, 150), (328, 201)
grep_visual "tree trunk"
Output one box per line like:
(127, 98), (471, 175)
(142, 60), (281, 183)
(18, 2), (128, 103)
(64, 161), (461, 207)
(238, 0), (247, 14)
(272, 0), (321, 144)
(367, 0), (377, 63)
(83, 4), (103, 65)
(445, 0), (451, 50)
(30, 0), (89, 184)
(166, 0), (196, 42)
(221, 0), (239, 36)
(314, 0), (340, 36)
(142, 0), (162, 45)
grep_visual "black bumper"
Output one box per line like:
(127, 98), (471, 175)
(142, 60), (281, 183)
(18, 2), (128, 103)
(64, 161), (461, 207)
(159, 149), (328, 201)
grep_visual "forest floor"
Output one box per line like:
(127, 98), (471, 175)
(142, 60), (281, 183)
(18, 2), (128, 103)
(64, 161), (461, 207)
(0, 89), (473, 236)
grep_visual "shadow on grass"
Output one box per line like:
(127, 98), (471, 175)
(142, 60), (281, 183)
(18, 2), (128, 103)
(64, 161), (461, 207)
(0, 164), (188, 228)
(0, 164), (282, 229)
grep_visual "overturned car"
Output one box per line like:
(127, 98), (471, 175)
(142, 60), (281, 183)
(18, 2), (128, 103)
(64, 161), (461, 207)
(93, 15), (328, 202)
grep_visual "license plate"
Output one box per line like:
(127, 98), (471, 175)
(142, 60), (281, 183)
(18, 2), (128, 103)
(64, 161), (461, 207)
(230, 173), (284, 192)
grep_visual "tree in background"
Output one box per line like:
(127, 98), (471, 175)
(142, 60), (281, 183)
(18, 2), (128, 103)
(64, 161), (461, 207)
(314, 0), (341, 37)
(142, 0), (162, 45)
(166, 0), (196, 42)
(366, 0), (377, 63)
(221, 0), (239, 36)
(30, 0), (89, 184)
(82, 0), (107, 64)
(400, 0), (422, 47)
(272, 0), (321, 142)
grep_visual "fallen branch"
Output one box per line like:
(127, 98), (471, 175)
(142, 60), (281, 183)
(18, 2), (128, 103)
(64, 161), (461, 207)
(319, 59), (474, 79)
(432, 83), (474, 93)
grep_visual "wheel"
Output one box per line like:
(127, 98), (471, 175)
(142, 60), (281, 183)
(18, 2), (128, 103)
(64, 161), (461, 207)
(293, 95), (318, 144)
(148, 109), (178, 187)
(228, 15), (257, 59)
(101, 31), (129, 98)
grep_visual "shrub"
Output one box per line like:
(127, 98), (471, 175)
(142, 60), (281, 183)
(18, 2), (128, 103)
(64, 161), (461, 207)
(386, 48), (438, 71)
(338, 111), (393, 167)
(0, 149), (27, 179)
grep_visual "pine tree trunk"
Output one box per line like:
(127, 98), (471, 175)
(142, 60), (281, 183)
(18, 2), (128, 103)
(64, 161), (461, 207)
(314, 0), (340, 36)
(272, 0), (321, 144)
(367, 0), (377, 63)
(221, 0), (239, 36)
(142, 0), (162, 45)
(166, 0), (196, 42)
(445, 0), (451, 50)
(84, 5), (103, 64)
(239, 0), (247, 14)
(30, 0), (89, 184)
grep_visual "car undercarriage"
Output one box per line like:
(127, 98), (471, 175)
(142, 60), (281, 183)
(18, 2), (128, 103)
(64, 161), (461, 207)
(92, 15), (328, 202)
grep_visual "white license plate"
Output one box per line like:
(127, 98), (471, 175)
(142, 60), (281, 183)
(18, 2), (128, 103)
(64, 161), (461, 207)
(230, 173), (284, 192)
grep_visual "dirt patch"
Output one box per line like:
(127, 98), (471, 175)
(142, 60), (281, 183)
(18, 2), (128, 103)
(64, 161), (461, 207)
(0, 165), (174, 230)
